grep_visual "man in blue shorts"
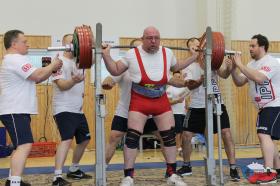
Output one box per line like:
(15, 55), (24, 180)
(231, 34), (280, 184)
(51, 34), (92, 186)
(0, 29), (62, 186)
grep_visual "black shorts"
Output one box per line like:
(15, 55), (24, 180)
(174, 114), (185, 134)
(111, 115), (158, 134)
(257, 107), (280, 140)
(0, 114), (33, 148)
(54, 112), (91, 144)
(183, 104), (230, 134)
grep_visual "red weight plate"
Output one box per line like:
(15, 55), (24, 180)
(198, 33), (206, 68)
(82, 26), (89, 68)
(212, 33), (219, 70)
(82, 26), (92, 68)
(212, 32), (225, 70)
(85, 26), (93, 68)
(80, 27), (87, 69)
(75, 27), (82, 67)
(76, 27), (86, 69)
(198, 32), (225, 70)
(78, 25), (93, 69)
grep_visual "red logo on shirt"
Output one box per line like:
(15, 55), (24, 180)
(261, 66), (271, 72)
(21, 63), (32, 72)
(255, 96), (261, 102)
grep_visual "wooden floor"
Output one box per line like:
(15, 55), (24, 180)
(0, 146), (263, 169)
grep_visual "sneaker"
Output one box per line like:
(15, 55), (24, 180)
(167, 174), (187, 186)
(248, 172), (265, 184)
(52, 177), (71, 186)
(66, 169), (92, 180)
(230, 168), (240, 182)
(5, 180), (31, 186)
(120, 176), (134, 186)
(177, 165), (192, 176)
(256, 171), (277, 184)
(248, 171), (277, 184)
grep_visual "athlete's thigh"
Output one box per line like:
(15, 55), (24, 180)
(153, 111), (175, 131)
(127, 111), (148, 133)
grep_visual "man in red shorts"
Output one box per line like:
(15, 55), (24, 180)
(102, 26), (198, 186)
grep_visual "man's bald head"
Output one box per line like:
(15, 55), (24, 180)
(142, 26), (160, 38)
(141, 26), (160, 54)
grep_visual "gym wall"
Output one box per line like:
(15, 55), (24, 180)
(0, 0), (199, 39)
(1, 0), (280, 41)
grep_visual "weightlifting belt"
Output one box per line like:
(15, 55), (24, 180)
(132, 82), (166, 98)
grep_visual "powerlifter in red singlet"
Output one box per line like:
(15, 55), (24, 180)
(102, 26), (198, 186)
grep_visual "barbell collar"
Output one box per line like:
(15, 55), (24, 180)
(47, 45), (73, 52)
(224, 49), (242, 55)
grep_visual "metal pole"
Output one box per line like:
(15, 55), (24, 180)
(214, 94), (224, 185)
(95, 23), (107, 186)
(204, 26), (216, 186)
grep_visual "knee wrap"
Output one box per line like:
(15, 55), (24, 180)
(125, 128), (142, 149)
(160, 127), (176, 147)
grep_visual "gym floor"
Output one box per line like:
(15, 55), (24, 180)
(0, 146), (264, 185)
(0, 145), (262, 168)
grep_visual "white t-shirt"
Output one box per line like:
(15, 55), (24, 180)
(183, 62), (223, 108)
(246, 54), (280, 108)
(52, 56), (85, 115)
(0, 54), (37, 114)
(111, 71), (131, 118)
(166, 86), (189, 114)
(120, 45), (177, 83)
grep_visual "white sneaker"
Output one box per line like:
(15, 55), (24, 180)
(120, 176), (134, 186)
(167, 174), (187, 186)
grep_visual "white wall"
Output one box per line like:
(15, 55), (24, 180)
(0, 0), (201, 39)
(1, 0), (279, 41)
(232, 0), (280, 41)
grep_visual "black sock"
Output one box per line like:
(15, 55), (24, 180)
(183, 162), (191, 167)
(124, 168), (134, 178)
(230, 164), (236, 169)
(166, 163), (177, 177)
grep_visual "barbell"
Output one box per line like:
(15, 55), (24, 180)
(47, 25), (241, 70)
